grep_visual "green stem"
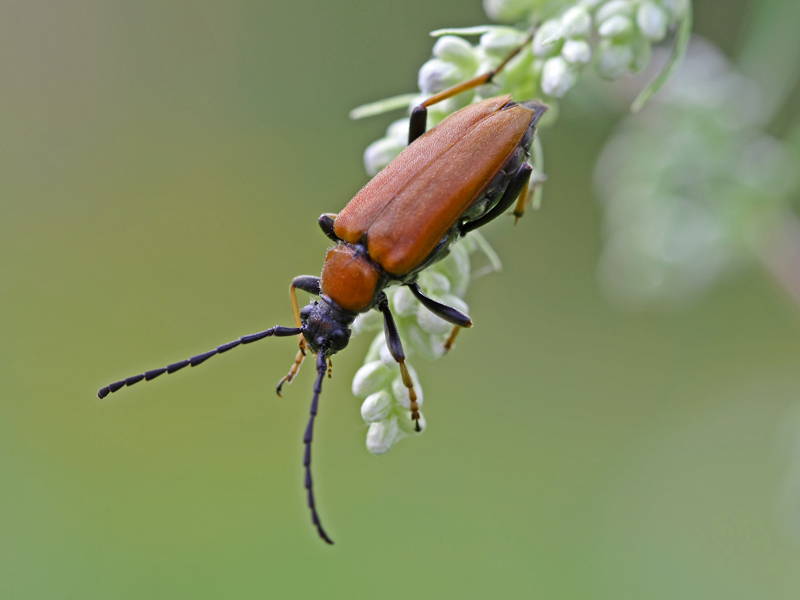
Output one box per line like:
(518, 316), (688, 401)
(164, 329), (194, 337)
(631, 0), (693, 113)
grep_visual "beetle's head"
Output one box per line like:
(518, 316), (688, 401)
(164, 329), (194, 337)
(299, 299), (354, 356)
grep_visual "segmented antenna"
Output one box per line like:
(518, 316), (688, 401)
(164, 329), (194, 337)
(304, 348), (334, 544)
(97, 326), (302, 399)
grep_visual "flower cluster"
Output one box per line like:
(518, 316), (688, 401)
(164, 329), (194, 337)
(348, 0), (692, 454)
(356, 0), (691, 178)
(593, 39), (800, 308)
(350, 233), (501, 454)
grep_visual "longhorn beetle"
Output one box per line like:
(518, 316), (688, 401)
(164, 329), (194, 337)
(98, 32), (547, 545)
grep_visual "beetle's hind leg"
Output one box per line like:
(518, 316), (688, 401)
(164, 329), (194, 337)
(408, 29), (535, 144)
(377, 294), (422, 431)
(461, 163), (532, 235)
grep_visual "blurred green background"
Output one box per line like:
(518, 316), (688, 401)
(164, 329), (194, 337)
(2, 1), (800, 598)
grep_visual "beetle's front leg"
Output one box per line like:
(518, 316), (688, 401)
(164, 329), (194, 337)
(278, 276), (322, 396)
(376, 293), (422, 432)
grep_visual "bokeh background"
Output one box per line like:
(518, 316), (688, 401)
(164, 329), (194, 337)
(2, 1), (800, 598)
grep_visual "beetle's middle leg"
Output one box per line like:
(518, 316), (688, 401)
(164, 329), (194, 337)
(406, 283), (472, 328)
(377, 294), (422, 432)
(408, 29), (535, 144)
(461, 163), (532, 235)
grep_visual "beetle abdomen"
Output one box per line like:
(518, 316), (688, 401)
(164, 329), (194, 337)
(333, 96), (515, 246)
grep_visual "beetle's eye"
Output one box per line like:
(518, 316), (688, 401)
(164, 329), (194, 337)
(300, 306), (312, 321)
(330, 329), (348, 348)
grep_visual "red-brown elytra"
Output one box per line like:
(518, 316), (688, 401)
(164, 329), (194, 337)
(97, 32), (547, 545)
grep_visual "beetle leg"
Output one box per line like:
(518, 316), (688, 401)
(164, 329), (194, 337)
(461, 163), (532, 235)
(408, 28), (535, 144)
(377, 294), (422, 432)
(281, 276), (321, 395)
(290, 276), (321, 327)
(276, 341), (307, 397)
(318, 213), (340, 242)
(513, 172), (533, 223)
(406, 283), (472, 328)
(443, 326), (461, 353)
(513, 171), (546, 223)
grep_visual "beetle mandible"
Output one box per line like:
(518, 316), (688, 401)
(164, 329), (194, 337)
(98, 31), (547, 545)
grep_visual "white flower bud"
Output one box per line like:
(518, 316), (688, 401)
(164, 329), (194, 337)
(361, 390), (393, 423)
(396, 407), (427, 434)
(391, 285), (417, 317)
(378, 341), (398, 369)
(433, 36), (479, 70)
(542, 56), (577, 98)
(418, 270), (451, 294)
(483, 0), (535, 24)
(418, 59), (463, 95)
(366, 417), (402, 455)
(594, 39), (634, 80)
(364, 333), (386, 362)
(386, 118), (410, 143)
(391, 365), (424, 409)
(480, 29), (527, 59)
(364, 137), (405, 176)
(351, 309), (383, 335)
(417, 301), (452, 335)
(598, 15), (634, 39)
(596, 0), (634, 24)
(561, 39), (592, 64)
(637, 2), (669, 42)
(406, 323), (441, 360)
(560, 6), (592, 38)
(436, 243), (471, 296)
(352, 361), (392, 398)
(532, 20), (564, 57)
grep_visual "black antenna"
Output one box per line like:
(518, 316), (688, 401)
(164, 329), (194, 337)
(97, 326), (302, 399)
(304, 348), (334, 544)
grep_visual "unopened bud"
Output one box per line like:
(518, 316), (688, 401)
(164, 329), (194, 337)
(361, 390), (393, 423)
(480, 29), (527, 59)
(532, 20), (564, 57)
(637, 2), (669, 42)
(560, 6), (592, 38)
(418, 58), (463, 95)
(562, 39), (592, 64)
(352, 360), (392, 398)
(364, 137), (405, 176)
(434, 36), (479, 70)
(366, 417), (401, 455)
(594, 39), (634, 80)
(391, 285), (417, 317)
(596, 0), (634, 24)
(598, 15), (634, 39)
(542, 56), (577, 98)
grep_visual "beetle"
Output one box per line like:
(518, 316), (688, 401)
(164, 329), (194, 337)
(97, 32), (546, 545)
